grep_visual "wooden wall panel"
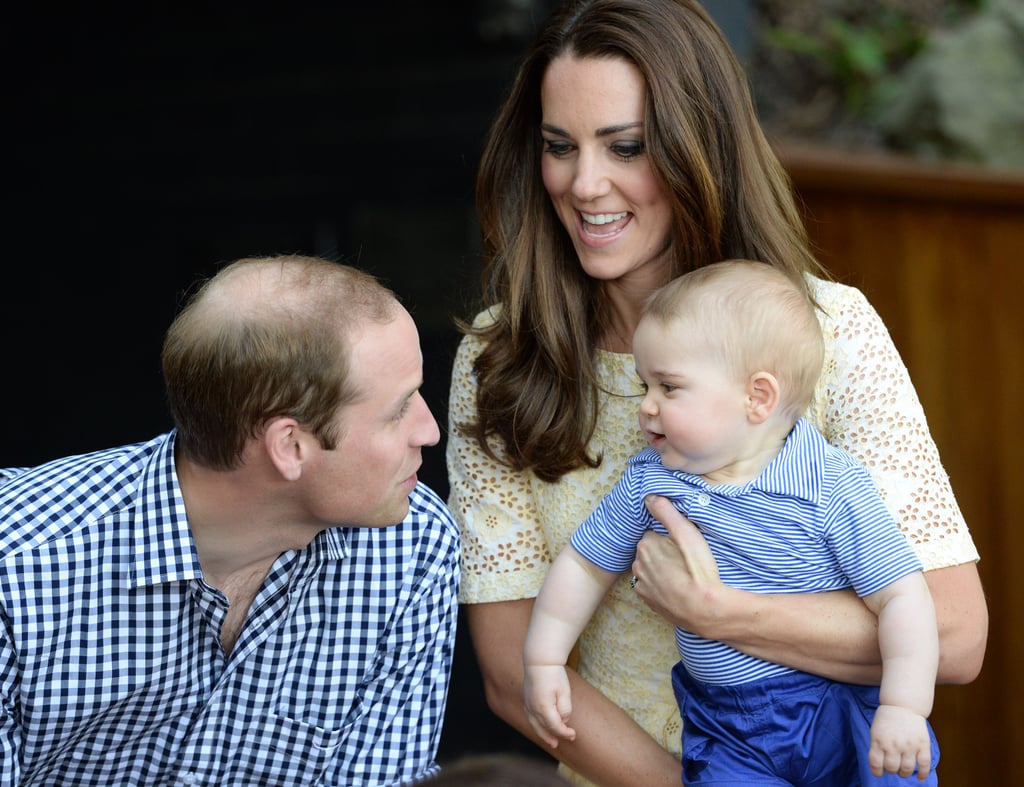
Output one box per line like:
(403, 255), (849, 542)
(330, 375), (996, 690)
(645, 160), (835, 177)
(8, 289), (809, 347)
(779, 143), (1024, 786)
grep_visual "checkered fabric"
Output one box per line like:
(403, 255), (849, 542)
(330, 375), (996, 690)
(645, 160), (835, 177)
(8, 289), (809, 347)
(0, 432), (460, 786)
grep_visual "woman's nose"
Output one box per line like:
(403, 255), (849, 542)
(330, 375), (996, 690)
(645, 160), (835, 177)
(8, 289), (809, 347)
(571, 149), (611, 202)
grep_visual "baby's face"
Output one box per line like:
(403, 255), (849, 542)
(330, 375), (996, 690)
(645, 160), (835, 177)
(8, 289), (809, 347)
(633, 317), (750, 478)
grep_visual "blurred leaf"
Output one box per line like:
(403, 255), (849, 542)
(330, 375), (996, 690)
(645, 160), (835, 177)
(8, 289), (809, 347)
(824, 18), (887, 78)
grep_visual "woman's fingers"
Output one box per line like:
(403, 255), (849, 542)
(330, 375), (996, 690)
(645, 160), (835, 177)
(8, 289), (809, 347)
(632, 495), (723, 633)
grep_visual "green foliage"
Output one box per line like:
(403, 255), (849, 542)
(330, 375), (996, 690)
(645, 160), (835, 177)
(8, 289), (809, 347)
(762, 2), (981, 121)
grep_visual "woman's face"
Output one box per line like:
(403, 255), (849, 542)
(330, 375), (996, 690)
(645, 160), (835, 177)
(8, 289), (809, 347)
(540, 54), (674, 289)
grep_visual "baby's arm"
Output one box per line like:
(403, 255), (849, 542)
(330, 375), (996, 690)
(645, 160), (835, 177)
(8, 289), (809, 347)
(523, 545), (621, 749)
(862, 571), (938, 780)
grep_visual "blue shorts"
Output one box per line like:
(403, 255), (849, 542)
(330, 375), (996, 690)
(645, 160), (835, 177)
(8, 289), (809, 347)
(672, 663), (940, 786)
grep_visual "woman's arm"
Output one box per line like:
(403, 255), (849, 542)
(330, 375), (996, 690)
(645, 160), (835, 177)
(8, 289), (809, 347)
(467, 598), (682, 787)
(633, 495), (986, 685)
(923, 560), (987, 683)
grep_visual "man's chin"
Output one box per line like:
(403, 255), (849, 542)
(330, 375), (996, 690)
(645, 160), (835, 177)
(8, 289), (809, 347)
(380, 499), (412, 528)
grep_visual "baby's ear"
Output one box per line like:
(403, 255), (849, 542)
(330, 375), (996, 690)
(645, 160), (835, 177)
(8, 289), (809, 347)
(746, 371), (780, 424)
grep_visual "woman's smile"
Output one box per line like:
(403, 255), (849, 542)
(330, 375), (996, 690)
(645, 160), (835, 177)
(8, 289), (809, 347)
(580, 210), (632, 240)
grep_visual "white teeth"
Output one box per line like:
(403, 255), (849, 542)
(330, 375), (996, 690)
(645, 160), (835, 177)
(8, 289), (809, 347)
(581, 211), (628, 225)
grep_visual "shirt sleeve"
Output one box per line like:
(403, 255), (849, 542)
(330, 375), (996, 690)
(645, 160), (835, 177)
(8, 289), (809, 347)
(824, 459), (925, 597)
(330, 487), (460, 786)
(809, 279), (979, 571)
(571, 466), (649, 573)
(0, 468), (30, 487)
(445, 320), (553, 603)
(0, 618), (20, 787)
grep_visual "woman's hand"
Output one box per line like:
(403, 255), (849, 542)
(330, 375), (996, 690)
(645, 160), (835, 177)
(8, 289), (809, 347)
(634, 494), (987, 685)
(632, 494), (731, 638)
(633, 493), (883, 683)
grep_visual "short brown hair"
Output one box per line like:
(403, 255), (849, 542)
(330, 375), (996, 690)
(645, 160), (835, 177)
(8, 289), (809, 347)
(162, 254), (399, 470)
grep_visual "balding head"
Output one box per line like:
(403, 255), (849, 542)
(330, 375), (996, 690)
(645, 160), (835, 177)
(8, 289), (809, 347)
(163, 255), (401, 470)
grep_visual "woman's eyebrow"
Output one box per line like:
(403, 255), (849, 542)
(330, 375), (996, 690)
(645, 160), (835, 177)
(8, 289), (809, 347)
(540, 121), (643, 137)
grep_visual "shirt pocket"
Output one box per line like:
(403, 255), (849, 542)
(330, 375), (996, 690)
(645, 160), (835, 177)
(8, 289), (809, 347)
(255, 712), (352, 781)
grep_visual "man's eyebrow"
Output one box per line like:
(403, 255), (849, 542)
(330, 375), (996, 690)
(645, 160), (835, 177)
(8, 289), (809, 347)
(396, 379), (424, 405)
(541, 121), (643, 137)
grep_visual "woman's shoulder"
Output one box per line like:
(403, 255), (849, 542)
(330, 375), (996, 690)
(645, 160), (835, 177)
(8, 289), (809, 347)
(468, 304), (502, 330)
(805, 275), (886, 333)
(452, 307), (501, 366)
(806, 274), (867, 308)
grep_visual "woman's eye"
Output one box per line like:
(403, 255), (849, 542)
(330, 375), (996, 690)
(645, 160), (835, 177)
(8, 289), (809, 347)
(542, 138), (573, 157)
(611, 141), (645, 160)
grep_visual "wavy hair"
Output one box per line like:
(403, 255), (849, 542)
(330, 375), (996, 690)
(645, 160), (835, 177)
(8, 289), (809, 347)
(466, 0), (827, 482)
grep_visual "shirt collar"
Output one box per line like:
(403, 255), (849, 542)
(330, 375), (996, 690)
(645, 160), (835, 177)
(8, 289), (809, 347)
(312, 526), (350, 562)
(754, 418), (825, 503)
(634, 418), (825, 503)
(129, 431), (203, 589)
(128, 432), (352, 589)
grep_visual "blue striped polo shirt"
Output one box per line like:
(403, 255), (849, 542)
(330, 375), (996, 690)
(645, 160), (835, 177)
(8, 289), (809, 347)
(571, 418), (922, 685)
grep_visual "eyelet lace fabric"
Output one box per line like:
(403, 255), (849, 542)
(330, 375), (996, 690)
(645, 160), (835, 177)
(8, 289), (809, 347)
(446, 278), (978, 781)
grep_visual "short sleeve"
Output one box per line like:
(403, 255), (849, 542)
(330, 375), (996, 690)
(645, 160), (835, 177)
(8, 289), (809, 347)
(807, 278), (979, 571)
(445, 316), (552, 603)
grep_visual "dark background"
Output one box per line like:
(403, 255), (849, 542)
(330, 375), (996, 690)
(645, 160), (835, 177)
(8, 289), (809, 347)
(5, 0), (749, 765)
(5, 0), (559, 765)
(5, 1), (534, 473)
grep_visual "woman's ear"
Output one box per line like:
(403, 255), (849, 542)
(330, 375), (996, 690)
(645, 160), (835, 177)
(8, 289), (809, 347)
(263, 417), (306, 481)
(746, 371), (780, 424)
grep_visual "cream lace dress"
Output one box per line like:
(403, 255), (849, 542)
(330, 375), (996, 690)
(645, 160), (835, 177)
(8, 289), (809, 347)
(446, 277), (979, 786)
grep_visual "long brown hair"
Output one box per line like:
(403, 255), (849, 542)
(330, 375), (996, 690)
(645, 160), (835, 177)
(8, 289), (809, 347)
(465, 0), (826, 482)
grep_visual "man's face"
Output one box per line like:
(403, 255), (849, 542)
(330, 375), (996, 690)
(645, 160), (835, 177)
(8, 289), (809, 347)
(306, 307), (440, 527)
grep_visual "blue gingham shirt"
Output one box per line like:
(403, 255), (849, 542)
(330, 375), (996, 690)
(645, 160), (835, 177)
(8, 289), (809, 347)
(0, 432), (460, 786)
(572, 418), (922, 686)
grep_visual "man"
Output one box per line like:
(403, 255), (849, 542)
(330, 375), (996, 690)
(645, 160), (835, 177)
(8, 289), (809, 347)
(0, 255), (460, 786)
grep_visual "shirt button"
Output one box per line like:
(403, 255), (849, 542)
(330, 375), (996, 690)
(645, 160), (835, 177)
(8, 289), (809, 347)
(697, 492), (711, 506)
(181, 774), (198, 786)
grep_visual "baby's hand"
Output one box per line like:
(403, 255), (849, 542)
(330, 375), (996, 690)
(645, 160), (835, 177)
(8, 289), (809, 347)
(523, 663), (576, 749)
(869, 704), (932, 781)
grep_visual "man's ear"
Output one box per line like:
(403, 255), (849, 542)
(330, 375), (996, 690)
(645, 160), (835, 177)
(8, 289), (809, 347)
(746, 371), (780, 424)
(264, 417), (306, 481)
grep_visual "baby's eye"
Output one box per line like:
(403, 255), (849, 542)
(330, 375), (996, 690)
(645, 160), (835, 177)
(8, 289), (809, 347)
(661, 383), (677, 393)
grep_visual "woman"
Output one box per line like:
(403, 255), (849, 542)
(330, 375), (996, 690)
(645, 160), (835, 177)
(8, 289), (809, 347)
(446, 1), (987, 784)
